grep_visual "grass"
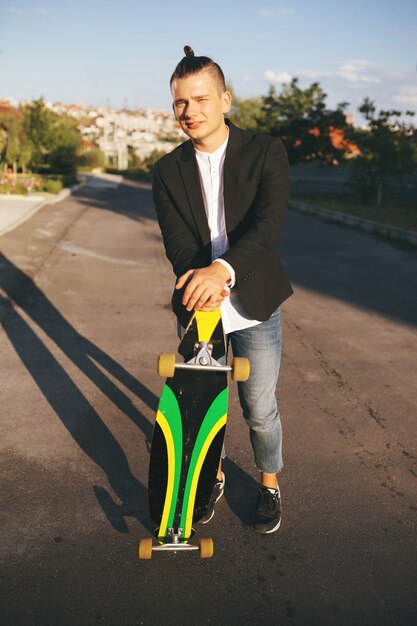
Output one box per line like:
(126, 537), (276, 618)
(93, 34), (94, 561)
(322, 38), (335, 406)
(290, 191), (417, 233)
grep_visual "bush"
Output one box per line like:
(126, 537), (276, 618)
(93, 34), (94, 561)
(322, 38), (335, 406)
(349, 157), (378, 204)
(77, 148), (105, 170)
(45, 178), (63, 194)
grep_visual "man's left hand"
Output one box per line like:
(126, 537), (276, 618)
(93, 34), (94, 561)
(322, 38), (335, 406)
(176, 263), (231, 312)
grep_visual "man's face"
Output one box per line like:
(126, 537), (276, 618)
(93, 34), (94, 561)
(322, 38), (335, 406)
(171, 70), (231, 143)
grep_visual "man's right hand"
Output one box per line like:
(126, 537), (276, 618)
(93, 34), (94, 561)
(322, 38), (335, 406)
(176, 268), (230, 312)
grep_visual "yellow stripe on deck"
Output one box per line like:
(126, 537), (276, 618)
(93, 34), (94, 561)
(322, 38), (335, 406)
(155, 410), (176, 537)
(195, 309), (221, 343)
(184, 414), (227, 538)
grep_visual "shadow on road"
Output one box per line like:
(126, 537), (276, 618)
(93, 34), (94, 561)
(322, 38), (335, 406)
(73, 179), (157, 223)
(222, 457), (259, 526)
(0, 252), (158, 533)
(280, 211), (417, 328)
(75, 180), (417, 329)
(0, 252), (259, 534)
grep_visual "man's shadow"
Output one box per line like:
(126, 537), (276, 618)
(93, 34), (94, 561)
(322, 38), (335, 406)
(0, 252), (257, 530)
(0, 252), (158, 533)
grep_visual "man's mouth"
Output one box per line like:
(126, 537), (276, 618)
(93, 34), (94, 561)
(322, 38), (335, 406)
(186, 121), (203, 129)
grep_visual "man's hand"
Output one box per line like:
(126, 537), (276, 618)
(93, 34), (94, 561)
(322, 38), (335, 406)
(176, 263), (231, 312)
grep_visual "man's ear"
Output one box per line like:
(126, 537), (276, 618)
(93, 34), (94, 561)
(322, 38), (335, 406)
(172, 102), (177, 119)
(222, 90), (232, 114)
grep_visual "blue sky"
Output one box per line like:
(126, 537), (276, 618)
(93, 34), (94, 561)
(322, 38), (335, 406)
(1, 0), (416, 121)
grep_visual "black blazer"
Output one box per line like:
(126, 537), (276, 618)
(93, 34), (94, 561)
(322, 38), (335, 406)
(152, 119), (293, 328)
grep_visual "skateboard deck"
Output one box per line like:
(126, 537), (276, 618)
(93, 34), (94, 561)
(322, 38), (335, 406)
(139, 308), (249, 559)
(149, 309), (227, 540)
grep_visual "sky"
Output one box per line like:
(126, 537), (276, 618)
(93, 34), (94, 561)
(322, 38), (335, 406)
(1, 0), (416, 122)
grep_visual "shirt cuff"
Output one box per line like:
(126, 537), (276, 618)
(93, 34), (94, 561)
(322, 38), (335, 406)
(213, 259), (236, 288)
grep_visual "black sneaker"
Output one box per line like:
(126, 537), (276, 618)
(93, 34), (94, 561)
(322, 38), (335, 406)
(198, 472), (225, 524)
(253, 486), (282, 534)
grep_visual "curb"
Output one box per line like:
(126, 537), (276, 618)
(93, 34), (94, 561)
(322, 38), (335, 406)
(289, 200), (417, 247)
(0, 178), (86, 237)
(46, 178), (86, 205)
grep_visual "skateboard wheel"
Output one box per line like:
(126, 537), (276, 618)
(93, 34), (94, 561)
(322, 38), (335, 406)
(138, 538), (153, 560)
(231, 357), (250, 382)
(157, 353), (176, 378)
(199, 537), (214, 559)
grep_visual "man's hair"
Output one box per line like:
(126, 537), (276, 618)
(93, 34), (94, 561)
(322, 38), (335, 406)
(170, 45), (226, 94)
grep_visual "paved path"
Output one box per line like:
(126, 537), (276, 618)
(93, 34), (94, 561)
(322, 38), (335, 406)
(0, 195), (47, 236)
(0, 179), (416, 625)
(0, 173), (122, 236)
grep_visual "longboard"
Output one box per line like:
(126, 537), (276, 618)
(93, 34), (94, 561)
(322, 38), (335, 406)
(138, 309), (249, 559)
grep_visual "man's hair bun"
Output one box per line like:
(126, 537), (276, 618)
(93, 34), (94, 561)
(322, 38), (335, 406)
(183, 45), (194, 58)
(170, 46), (226, 94)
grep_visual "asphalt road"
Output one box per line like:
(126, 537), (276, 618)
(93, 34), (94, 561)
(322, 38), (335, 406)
(0, 178), (416, 625)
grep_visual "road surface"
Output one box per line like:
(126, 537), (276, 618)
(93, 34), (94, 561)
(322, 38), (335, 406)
(0, 177), (416, 625)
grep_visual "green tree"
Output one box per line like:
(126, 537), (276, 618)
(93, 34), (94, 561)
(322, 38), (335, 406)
(21, 97), (55, 169)
(19, 98), (82, 181)
(0, 110), (21, 172)
(227, 83), (265, 132)
(144, 149), (166, 172)
(48, 114), (82, 183)
(78, 146), (105, 170)
(5, 118), (21, 174)
(350, 98), (417, 205)
(258, 79), (350, 164)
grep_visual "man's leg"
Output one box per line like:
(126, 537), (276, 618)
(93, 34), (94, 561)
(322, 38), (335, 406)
(229, 307), (283, 532)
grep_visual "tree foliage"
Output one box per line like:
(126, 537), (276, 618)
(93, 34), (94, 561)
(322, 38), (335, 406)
(349, 98), (417, 204)
(259, 79), (351, 164)
(228, 83), (265, 132)
(1, 98), (82, 182)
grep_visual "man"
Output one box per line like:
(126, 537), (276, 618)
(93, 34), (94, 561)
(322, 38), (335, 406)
(152, 46), (292, 533)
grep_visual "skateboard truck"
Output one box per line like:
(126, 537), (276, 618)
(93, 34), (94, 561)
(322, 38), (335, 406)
(138, 527), (214, 559)
(178, 341), (228, 372)
(158, 341), (250, 380)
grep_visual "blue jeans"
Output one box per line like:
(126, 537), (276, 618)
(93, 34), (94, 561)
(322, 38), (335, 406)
(178, 308), (283, 474)
(228, 308), (283, 474)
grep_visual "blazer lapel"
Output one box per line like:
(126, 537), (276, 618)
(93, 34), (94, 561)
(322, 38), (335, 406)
(224, 120), (247, 231)
(178, 140), (211, 247)
(177, 121), (250, 244)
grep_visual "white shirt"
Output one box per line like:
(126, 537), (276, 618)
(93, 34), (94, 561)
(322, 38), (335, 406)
(194, 130), (262, 334)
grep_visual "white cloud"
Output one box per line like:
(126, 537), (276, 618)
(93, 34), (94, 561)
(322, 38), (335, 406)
(264, 70), (292, 83)
(7, 6), (24, 16)
(393, 86), (417, 106)
(297, 69), (332, 80)
(339, 61), (382, 84)
(7, 5), (48, 16)
(260, 6), (295, 17)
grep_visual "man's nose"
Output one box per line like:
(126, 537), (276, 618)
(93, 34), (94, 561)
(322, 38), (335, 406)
(185, 102), (199, 118)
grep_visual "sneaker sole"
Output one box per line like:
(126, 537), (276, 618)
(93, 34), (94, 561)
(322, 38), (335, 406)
(253, 517), (282, 534)
(197, 490), (224, 525)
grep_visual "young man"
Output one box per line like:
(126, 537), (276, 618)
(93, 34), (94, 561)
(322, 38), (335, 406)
(152, 46), (292, 533)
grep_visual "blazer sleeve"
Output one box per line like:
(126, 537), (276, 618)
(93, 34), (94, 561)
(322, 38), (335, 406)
(219, 137), (290, 283)
(152, 161), (208, 278)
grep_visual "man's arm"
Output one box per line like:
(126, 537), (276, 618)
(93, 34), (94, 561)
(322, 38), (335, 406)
(153, 161), (228, 311)
(153, 160), (204, 278)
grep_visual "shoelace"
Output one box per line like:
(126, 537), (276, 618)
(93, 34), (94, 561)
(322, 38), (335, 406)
(258, 488), (280, 511)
